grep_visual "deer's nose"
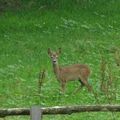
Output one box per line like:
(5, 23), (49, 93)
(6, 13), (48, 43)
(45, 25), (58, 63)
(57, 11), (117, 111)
(53, 59), (57, 63)
(53, 60), (56, 62)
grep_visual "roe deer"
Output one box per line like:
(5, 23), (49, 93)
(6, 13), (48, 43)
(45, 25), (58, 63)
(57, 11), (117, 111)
(48, 48), (92, 93)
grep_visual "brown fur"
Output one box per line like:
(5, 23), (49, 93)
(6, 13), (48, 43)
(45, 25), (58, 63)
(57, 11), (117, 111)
(48, 48), (92, 93)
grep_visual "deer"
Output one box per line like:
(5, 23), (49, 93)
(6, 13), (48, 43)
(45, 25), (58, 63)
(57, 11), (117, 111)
(48, 48), (92, 93)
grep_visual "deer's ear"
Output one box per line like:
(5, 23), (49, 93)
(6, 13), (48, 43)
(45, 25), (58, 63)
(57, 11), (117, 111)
(58, 48), (61, 54)
(48, 48), (51, 55)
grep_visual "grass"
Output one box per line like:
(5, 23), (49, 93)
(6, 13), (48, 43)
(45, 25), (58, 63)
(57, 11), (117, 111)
(0, 0), (120, 119)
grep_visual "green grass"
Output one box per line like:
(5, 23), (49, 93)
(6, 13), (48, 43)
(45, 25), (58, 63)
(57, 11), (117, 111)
(0, 0), (120, 119)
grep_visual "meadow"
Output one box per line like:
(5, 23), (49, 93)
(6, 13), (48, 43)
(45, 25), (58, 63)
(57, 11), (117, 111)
(0, 0), (120, 119)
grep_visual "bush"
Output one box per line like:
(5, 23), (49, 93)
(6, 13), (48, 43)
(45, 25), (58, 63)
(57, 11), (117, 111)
(0, 0), (21, 11)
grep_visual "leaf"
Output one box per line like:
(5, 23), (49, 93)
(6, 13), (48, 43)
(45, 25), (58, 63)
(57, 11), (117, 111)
(81, 24), (90, 29)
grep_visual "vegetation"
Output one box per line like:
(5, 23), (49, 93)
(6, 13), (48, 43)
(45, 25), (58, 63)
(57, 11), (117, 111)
(0, 0), (120, 119)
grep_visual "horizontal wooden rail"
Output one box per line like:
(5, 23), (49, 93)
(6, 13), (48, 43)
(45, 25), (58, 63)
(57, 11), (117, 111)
(0, 105), (120, 117)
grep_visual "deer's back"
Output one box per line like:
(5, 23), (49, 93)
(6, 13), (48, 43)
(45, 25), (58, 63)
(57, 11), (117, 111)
(59, 64), (90, 81)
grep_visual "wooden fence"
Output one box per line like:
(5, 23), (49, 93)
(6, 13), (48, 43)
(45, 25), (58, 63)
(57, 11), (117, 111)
(0, 105), (120, 120)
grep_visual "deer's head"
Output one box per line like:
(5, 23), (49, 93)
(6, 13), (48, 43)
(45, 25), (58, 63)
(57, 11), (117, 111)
(48, 48), (61, 64)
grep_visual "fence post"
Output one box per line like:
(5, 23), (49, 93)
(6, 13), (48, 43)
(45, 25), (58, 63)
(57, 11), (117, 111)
(30, 106), (42, 120)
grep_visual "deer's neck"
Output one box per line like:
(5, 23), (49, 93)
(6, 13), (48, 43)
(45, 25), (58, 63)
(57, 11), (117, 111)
(53, 63), (60, 79)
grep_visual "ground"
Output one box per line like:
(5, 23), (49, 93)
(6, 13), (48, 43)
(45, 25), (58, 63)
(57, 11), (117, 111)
(0, 0), (120, 119)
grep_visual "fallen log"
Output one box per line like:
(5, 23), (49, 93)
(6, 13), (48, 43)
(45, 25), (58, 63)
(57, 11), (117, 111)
(0, 105), (120, 117)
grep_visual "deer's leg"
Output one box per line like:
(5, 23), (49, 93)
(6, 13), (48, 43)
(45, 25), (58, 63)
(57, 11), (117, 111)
(80, 77), (92, 92)
(73, 79), (84, 94)
(78, 79), (84, 87)
(60, 81), (66, 93)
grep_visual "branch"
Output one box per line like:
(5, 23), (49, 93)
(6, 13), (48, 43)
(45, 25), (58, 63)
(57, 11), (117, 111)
(0, 105), (120, 117)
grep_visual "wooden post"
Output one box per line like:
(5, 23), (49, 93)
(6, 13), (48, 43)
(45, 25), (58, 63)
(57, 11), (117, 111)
(30, 106), (42, 120)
